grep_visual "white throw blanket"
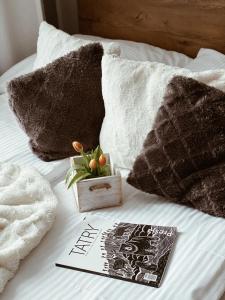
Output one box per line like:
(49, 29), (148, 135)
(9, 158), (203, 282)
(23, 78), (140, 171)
(0, 163), (57, 293)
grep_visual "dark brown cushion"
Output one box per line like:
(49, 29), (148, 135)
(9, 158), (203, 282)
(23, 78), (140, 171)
(8, 43), (104, 161)
(127, 76), (225, 218)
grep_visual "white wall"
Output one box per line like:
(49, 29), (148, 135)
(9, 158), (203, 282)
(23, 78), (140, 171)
(0, 0), (43, 74)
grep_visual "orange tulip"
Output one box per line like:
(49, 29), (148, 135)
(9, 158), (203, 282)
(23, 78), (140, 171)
(72, 141), (83, 153)
(99, 154), (106, 166)
(89, 159), (97, 170)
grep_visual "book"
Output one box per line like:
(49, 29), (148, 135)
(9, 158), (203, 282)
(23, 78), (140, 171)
(55, 215), (177, 288)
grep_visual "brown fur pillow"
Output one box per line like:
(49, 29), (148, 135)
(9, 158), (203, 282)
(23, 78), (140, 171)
(127, 76), (225, 218)
(8, 43), (104, 161)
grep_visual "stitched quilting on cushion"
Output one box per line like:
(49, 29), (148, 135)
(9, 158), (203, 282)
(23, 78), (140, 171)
(127, 76), (225, 218)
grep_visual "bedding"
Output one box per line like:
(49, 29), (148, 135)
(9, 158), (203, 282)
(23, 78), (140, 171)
(127, 76), (225, 218)
(34, 21), (193, 70)
(0, 92), (68, 181)
(0, 162), (57, 293)
(186, 48), (225, 72)
(1, 45), (225, 300)
(74, 33), (193, 67)
(100, 51), (225, 170)
(8, 43), (105, 161)
(1, 165), (225, 300)
(34, 22), (96, 69)
(0, 54), (36, 94)
(0, 22), (192, 94)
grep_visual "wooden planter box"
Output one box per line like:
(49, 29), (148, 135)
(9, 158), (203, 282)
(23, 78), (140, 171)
(70, 154), (122, 212)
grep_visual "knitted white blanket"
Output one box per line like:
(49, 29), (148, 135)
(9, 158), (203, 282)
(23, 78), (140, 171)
(0, 163), (57, 293)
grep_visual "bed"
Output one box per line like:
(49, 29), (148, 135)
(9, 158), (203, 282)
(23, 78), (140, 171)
(1, 1), (225, 299)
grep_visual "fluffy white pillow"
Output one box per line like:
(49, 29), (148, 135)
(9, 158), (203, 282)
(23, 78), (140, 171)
(186, 48), (225, 71)
(100, 53), (225, 169)
(33, 21), (193, 70)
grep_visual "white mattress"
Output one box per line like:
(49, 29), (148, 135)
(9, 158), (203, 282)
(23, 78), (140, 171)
(1, 55), (225, 300)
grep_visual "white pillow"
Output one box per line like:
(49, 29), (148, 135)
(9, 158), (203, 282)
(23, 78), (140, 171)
(74, 33), (192, 67)
(100, 53), (225, 170)
(34, 21), (193, 70)
(186, 48), (225, 71)
(33, 22), (93, 69)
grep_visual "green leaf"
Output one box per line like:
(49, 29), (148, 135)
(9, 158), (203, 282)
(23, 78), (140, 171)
(71, 159), (88, 173)
(72, 162), (84, 170)
(93, 145), (103, 161)
(82, 152), (91, 169)
(99, 164), (111, 176)
(65, 168), (74, 184)
(67, 171), (91, 189)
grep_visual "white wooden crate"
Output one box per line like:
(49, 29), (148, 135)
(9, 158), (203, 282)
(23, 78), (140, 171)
(70, 154), (122, 212)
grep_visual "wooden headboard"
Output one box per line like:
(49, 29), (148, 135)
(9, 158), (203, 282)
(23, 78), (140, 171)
(78, 0), (225, 57)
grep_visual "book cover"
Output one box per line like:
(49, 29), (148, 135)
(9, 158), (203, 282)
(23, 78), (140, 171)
(56, 215), (177, 288)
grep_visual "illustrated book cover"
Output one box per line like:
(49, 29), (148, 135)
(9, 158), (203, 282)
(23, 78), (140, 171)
(55, 215), (177, 288)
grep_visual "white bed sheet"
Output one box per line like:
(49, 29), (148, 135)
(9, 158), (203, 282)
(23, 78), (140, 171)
(1, 159), (225, 300)
(1, 56), (225, 300)
(0, 54), (36, 95)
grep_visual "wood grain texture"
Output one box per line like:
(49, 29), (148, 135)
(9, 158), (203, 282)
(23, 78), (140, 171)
(78, 0), (225, 57)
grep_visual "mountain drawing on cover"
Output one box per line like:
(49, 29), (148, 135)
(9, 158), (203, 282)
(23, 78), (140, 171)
(56, 216), (177, 288)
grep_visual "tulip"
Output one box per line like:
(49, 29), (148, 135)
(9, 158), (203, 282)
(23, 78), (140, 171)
(89, 159), (97, 170)
(99, 154), (106, 166)
(72, 141), (83, 153)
